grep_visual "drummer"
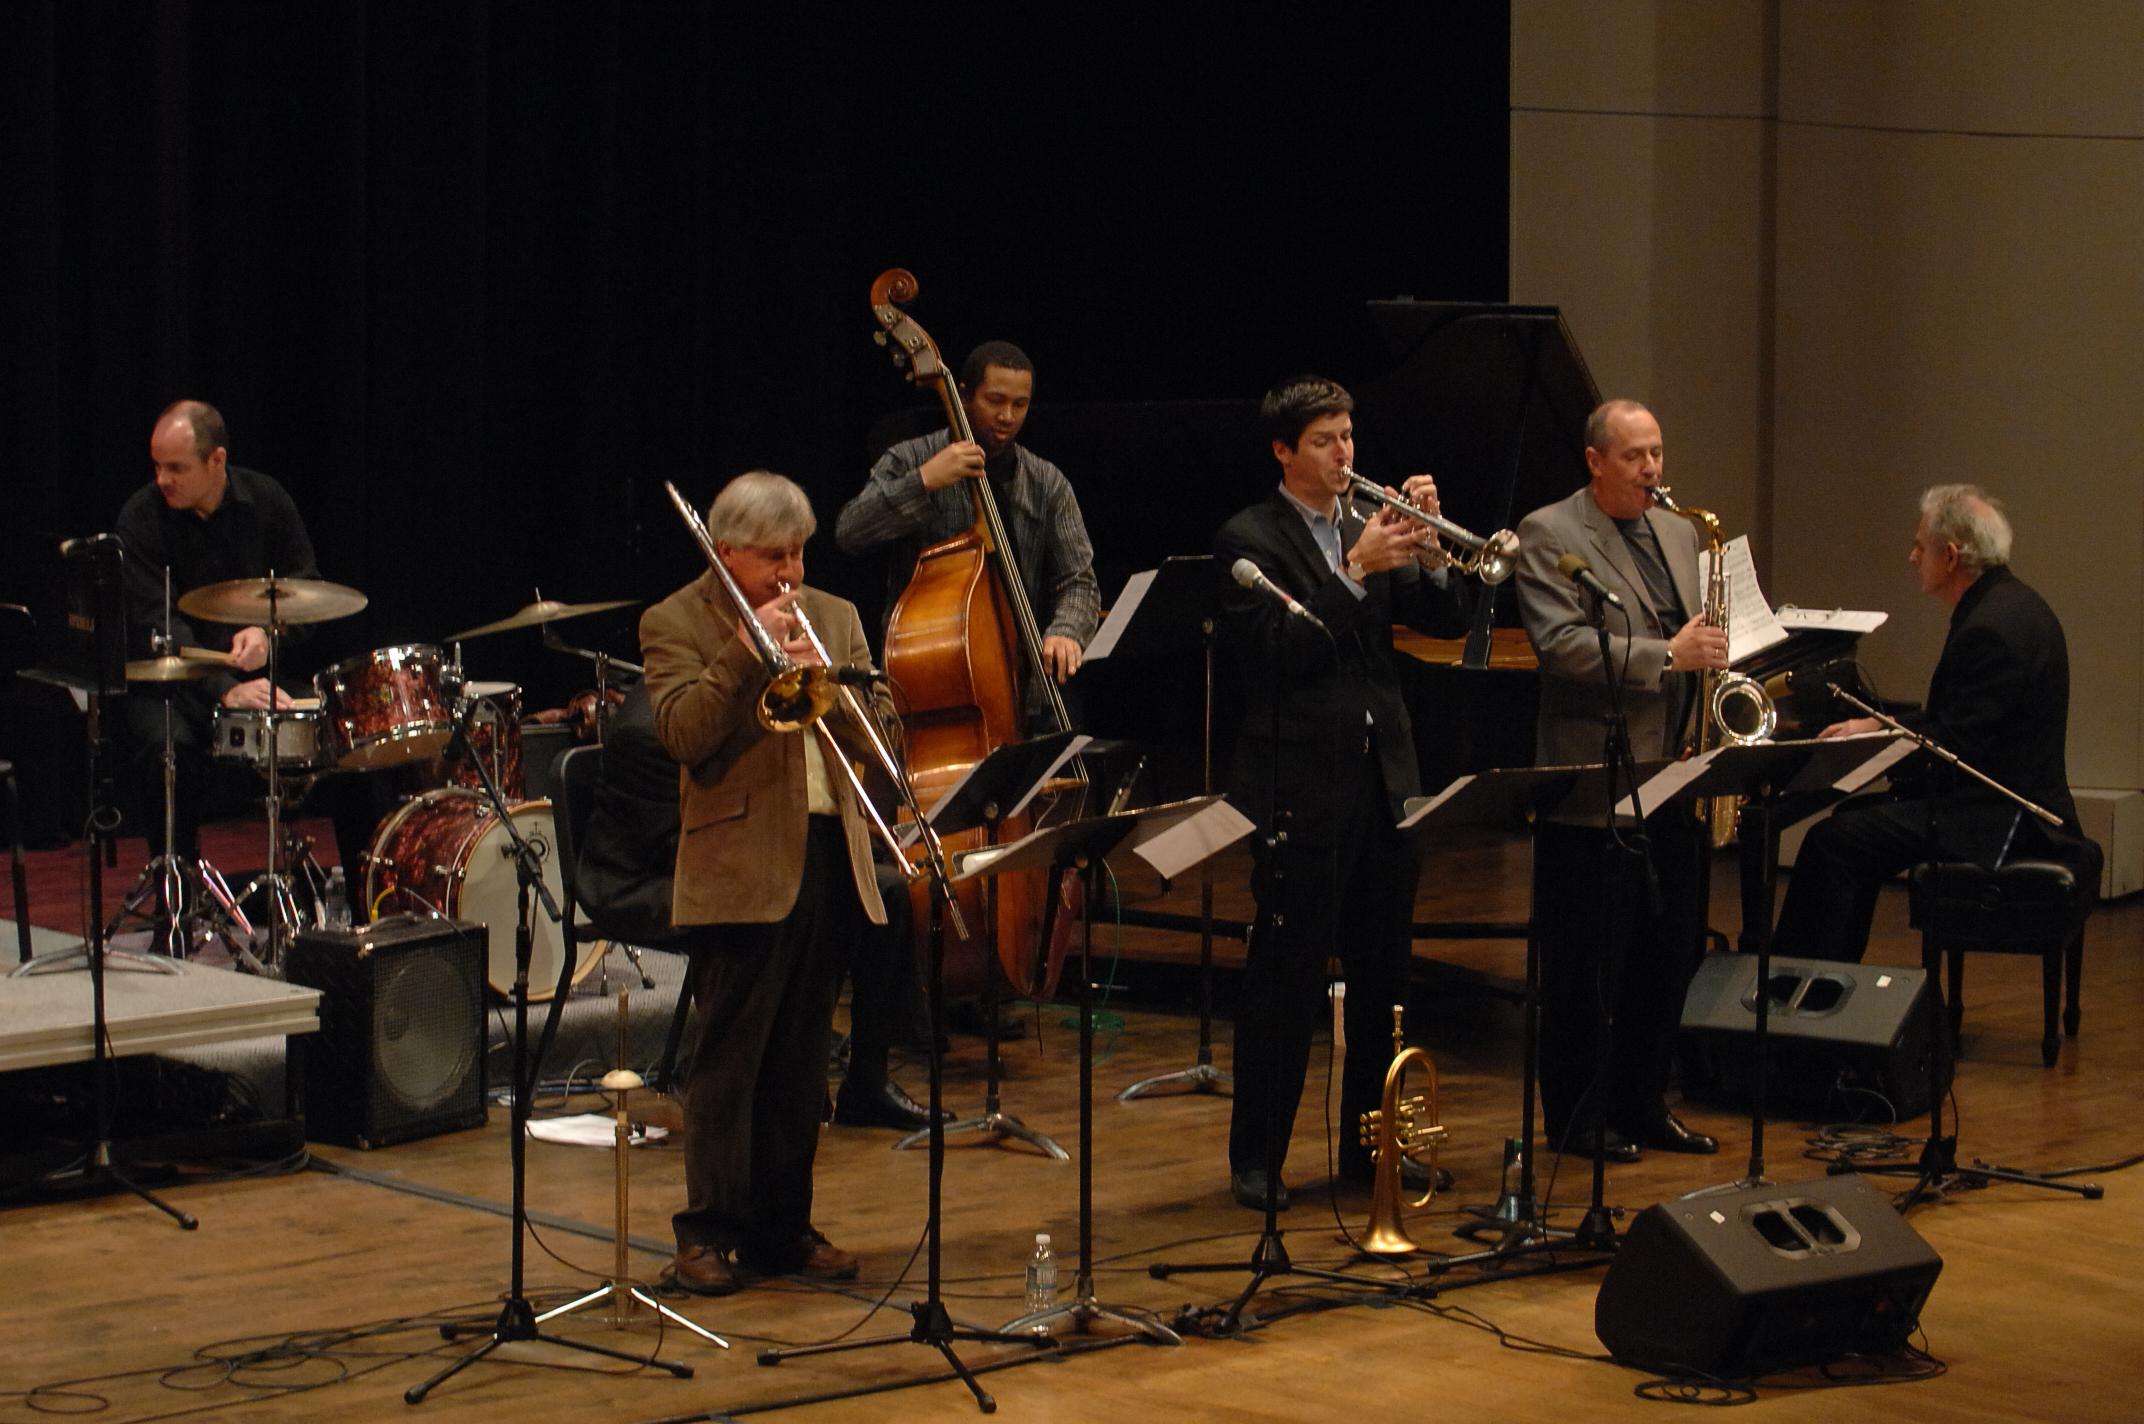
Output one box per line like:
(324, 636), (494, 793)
(116, 400), (323, 866)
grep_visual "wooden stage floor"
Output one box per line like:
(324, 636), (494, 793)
(3, 826), (2142, 1422)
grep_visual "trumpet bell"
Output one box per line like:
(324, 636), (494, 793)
(1472, 529), (1521, 585)
(757, 666), (839, 732)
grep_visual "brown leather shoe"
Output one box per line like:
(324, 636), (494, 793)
(667, 1244), (756, 1297)
(795, 1235), (860, 1281)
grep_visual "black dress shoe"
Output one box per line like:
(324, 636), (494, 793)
(1560, 1128), (1643, 1164)
(1628, 1109), (1719, 1155)
(1230, 1167), (1290, 1211)
(833, 1077), (948, 1130)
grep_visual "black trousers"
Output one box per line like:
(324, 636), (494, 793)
(1535, 812), (1705, 1141)
(1771, 790), (2021, 964)
(1228, 734), (1419, 1181)
(673, 817), (860, 1262)
(122, 688), (258, 859)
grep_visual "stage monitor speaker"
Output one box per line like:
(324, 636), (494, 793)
(1596, 1174), (1942, 1377)
(1679, 952), (1949, 1120)
(286, 915), (487, 1149)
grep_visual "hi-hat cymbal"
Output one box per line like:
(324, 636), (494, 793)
(125, 654), (222, 683)
(177, 576), (369, 626)
(445, 596), (637, 642)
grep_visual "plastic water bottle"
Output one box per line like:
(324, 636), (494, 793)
(1023, 1232), (1058, 1323)
(324, 867), (350, 929)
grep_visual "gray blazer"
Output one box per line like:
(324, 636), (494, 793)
(1514, 487), (1705, 777)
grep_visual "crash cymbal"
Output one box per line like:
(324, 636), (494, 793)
(445, 596), (637, 642)
(177, 576), (369, 626)
(125, 654), (221, 683)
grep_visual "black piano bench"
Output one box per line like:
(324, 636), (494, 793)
(1909, 854), (2099, 1068)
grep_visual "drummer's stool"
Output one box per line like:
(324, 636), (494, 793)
(1909, 843), (2101, 1068)
(3, 757), (28, 964)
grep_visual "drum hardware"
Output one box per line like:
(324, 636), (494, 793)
(179, 572), (369, 973)
(103, 572), (259, 970)
(1342, 468), (1521, 584)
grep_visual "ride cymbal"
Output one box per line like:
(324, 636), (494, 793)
(177, 576), (369, 626)
(444, 596), (637, 642)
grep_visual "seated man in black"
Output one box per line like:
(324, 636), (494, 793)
(1773, 484), (2083, 963)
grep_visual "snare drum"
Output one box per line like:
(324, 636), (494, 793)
(362, 788), (599, 999)
(211, 705), (329, 772)
(317, 644), (456, 770)
(453, 681), (524, 800)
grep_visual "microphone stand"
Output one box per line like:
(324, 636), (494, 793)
(406, 694), (692, 1403)
(1815, 687), (2097, 1207)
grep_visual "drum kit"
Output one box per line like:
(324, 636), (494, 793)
(113, 577), (636, 993)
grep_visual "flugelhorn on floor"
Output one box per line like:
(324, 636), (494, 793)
(1344, 468), (1520, 584)
(1357, 1003), (1447, 1257)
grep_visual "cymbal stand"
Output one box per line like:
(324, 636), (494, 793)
(102, 571), (255, 969)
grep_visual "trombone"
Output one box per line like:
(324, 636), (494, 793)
(1344, 468), (1521, 584)
(658, 481), (967, 938)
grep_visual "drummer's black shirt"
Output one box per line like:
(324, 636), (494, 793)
(115, 465), (319, 700)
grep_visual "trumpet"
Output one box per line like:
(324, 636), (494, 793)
(1343, 469), (1521, 584)
(1357, 1003), (1447, 1257)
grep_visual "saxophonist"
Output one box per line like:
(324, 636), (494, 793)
(1513, 400), (1724, 1162)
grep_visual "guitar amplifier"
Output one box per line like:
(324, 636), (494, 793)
(285, 916), (488, 1149)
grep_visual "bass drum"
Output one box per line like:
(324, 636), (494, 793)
(362, 788), (600, 999)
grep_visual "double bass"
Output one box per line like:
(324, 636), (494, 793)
(867, 268), (1084, 1001)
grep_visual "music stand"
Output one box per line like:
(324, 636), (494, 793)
(1075, 556), (1237, 1102)
(891, 729), (1089, 1160)
(1629, 734), (1911, 1187)
(990, 796), (1250, 1344)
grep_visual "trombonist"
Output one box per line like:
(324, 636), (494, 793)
(639, 470), (890, 1297)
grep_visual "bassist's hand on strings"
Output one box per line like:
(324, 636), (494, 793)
(918, 439), (988, 490)
(1042, 635), (1083, 683)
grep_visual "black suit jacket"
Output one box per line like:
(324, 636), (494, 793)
(1212, 491), (1466, 844)
(1904, 565), (2078, 852)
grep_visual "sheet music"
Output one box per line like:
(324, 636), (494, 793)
(1082, 568), (1156, 661)
(1125, 798), (1255, 880)
(1705, 535), (1789, 665)
(1775, 605), (1889, 636)
(1397, 774), (1475, 831)
(1613, 748), (1721, 821)
(897, 733), (1094, 847)
(1832, 733), (1916, 794)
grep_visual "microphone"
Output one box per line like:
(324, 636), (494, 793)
(439, 695), (484, 770)
(1555, 553), (1624, 609)
(60, 531), (121, 558)
(1231, 558), (1327, 632)
(831, 664), (886, 687)
(1764, 658), (1855, 703)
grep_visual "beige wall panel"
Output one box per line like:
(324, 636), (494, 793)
(1771, 126), (2144, 787)
(1512, 0), (1770, 115)
(1780, 0), (2144, 138)
(1511, 108), (1770, 558)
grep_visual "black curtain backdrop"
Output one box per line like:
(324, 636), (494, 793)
(3, 1), (1508, 753)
